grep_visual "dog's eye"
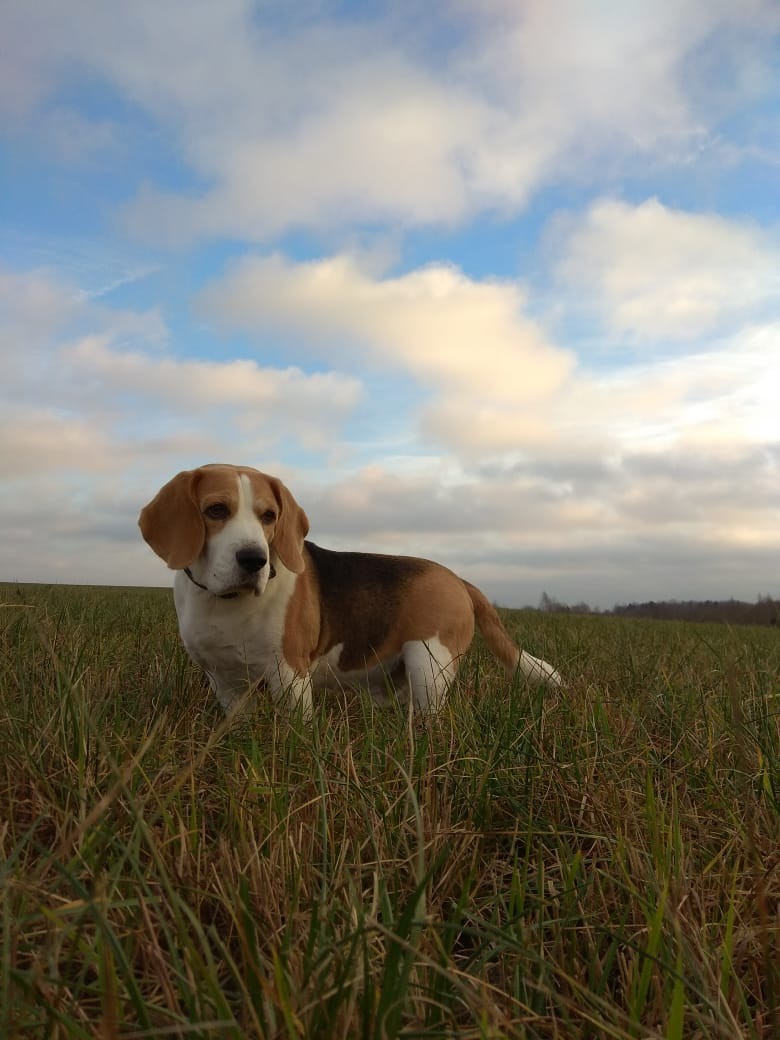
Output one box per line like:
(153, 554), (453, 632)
(261, 509), (276, 525)
(204, 503), (230, 521)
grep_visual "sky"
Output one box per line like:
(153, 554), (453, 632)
(1, 0), (779, 608)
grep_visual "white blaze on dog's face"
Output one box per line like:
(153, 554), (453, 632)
(139, 464), (309, 598)
(195, 471), (276, 596)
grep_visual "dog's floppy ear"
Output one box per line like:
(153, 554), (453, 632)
(139, 469), (205, 570)
(269, 477), (309, 574)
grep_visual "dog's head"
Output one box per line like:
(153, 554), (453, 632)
(139, 464), (309, 597)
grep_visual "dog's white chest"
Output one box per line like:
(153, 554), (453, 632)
(173, 571), (291, 693)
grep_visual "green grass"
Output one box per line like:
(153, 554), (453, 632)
(1, 582), (778, 1038)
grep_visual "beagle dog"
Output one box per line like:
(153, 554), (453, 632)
(139, 464), (561, 716)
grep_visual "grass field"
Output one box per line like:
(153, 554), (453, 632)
(0, 582), (778, 1039)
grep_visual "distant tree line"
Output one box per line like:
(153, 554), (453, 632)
(537, 592), (780, 627)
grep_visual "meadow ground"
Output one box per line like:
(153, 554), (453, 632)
(0, 582), (777, 1039)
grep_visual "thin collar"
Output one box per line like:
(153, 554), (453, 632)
(183, 565), (276, 598)
(183, 566), (209, 592)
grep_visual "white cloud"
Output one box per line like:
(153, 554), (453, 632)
(420, 329), (780, 465)
(553, 198), (780, 340)
(0, 411), (120, 478)
(0, 268), (363, 554)
(4, 2), (778, 243)
(457, 1), (700, 151)
(200, 248), (779, 462)
(123, 64), (494, 243)
(2, 5), (779, 603)
(134, 0), (778, 242)
(0, 267), (78, 346)
(65, 337), (361, 419)
(201, 253), (574, 407)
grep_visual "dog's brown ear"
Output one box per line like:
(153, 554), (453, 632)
(138, 470), (205, 570)
(269, 477), (309, 574)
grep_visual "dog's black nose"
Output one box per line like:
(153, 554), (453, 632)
(235, 547), (267, 573)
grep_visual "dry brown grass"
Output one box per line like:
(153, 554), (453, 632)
(1, 582), (778, 1038)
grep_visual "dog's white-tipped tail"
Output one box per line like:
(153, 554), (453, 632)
(518, 649), (562, 687)
(463, 581), (561, 687)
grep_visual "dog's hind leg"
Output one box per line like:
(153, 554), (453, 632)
(403, 636), (458, 713)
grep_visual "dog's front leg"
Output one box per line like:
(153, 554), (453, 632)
(208, 673), (255, 717)
(267, 660), (313, 721)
